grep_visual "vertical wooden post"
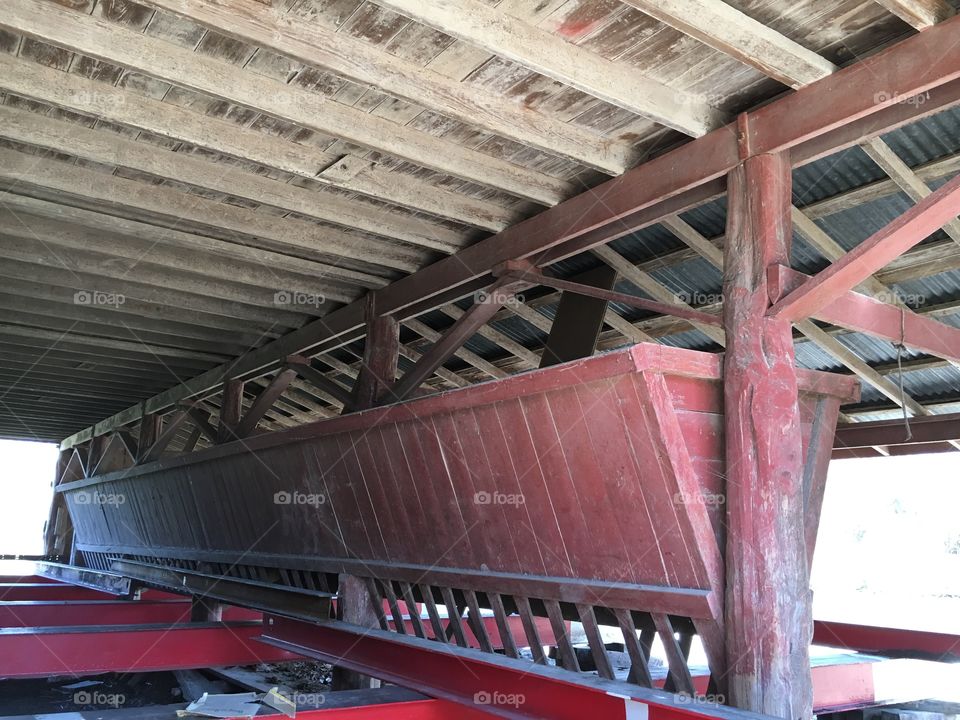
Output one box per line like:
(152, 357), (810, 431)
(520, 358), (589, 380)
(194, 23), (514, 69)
(334, 292), (396, 689)
(347, 292), (399, 413)
(137, 414), (162, 461)
(217, 379), (244, 443)
(723, 150), (812, 719)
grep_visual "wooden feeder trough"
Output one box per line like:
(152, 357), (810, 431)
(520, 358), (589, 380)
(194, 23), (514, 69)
(60, 343), (858, 687)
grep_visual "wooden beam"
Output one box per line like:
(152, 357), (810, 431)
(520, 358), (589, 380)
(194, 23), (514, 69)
(539, 265), (618, 367)
(0, 0), (568, 206)
(591, 245), (726, 345)
(0, 202), (366, 305)
(498, 265), (723, 328)
(723, 151), (811, 717)
(0, 105), (466, 255)
(0, 149), (419, 279)
(621, 0), (836, 88)
(217, 380), (244, 444)
(795, 320), (927, 416)
(874, 0), (955, 29)
(861, 137), (960, 248)
(403, 317), (506, 380)
(136, 414), (162, 462)
(140, 408), (191, 463)
(835, 412), (960, 448)
(233, 369), (298, 438)
(771, 265), (960, 364)
(139, 0), (627, 176)
(0, 52), (516, 232)
(373, 0), (727, 136)
(185, 408), (218, 444)
(385, 283), (520, 403)
(770, 172), (960, 321)
(348, 295), (400, 412)
(286, 359), (355, 408)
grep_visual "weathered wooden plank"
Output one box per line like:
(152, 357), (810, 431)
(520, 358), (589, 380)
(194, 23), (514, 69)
(375, 0), (726, 135)
(140, 0), (628, 174)
(0, 52), (516, 231)
(349, 294), (400, 411)
(621, 0), (835, 87)
(874, 0), (954, 29)
(0, 0), (569, 204)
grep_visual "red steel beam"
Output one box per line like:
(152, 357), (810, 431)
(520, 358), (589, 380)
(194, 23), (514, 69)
(0, 583), (115, 601)
(768, 173), (960, 321)
(261, 616), (925, 718)
(265, 700), (489, 719)
(0, 599), (257, 627)
(770, 265), (960, 363)
(814, 620), (960, 661)
(261, 616), (766, 720)
(0, 621), (299, 678)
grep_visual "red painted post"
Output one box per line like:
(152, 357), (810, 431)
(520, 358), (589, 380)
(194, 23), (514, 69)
(722, 149), (812, 718)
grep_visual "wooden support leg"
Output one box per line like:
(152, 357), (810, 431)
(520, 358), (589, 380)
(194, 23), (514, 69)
(723, 150), (812, 719)
(217, 379), (244, 443)
(347, 293), (399, 413)
(330, 575), (382, 690)
(136, 414), (162, 462)
(539, 264), (618, 367)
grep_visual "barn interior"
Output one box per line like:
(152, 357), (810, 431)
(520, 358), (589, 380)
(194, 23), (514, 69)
(0, 0), (959, 718)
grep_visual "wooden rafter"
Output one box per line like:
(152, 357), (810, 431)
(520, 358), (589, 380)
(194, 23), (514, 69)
(0, 105), (466, 255)
(769, 172), (960, 321)
(138, 0), (630, 175)
(621, 0), (836, 88)
(372, 0), (728, 136)
(0, 0), (567, 205)
(874, 0), (955, 29)
(57, 14), (960, 449)
(0, 52), (518, 232)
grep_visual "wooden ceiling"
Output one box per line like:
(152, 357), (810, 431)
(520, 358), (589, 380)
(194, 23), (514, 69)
(0, 0), (952, 442)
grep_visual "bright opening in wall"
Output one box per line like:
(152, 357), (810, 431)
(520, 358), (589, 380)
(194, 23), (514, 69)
(0, 439), (58, 556)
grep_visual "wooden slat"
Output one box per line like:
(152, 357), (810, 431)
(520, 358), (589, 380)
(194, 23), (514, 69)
(418, 585), (448, 642)
(439, 588), (470, 648)
(488, 592), (520, 659)
(577, 604), (614, 680)
(874, 0), (955, 29)
(0, 105), (466, 255)
(652, 613), (696, 696)
(614, 609), (654, 688)
(463, 590), (494, 653)
(545, 600), (579, 672)
(514, 595), (547, 664)
(399, 582), (427, 640)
